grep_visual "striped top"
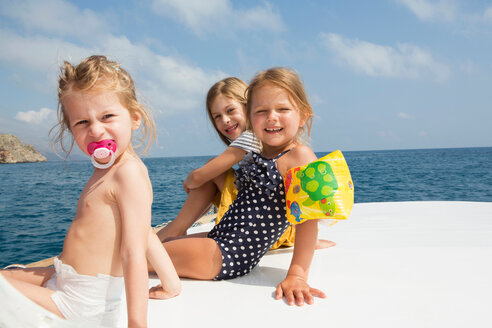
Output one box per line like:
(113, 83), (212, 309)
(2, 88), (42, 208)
(229, 130), (261, 153)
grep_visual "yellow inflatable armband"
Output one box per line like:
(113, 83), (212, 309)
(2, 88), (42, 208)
(284, 150), (354, 225)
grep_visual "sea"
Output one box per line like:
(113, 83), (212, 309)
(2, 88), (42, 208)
(1, 147), (491, 267)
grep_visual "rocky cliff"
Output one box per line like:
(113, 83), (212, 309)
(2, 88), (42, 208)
(0, 134), (47, 164)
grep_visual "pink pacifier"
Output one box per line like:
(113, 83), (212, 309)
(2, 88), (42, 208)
(87, 139), (117, 169)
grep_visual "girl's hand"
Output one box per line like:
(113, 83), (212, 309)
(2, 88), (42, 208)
(149, 284), (180, 300)
(275, 274), (326, 306)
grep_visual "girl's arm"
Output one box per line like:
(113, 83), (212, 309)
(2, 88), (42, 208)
(116, 161), (153, 327)
(184, 146), (246, 190)
(147, 231), (181, 299)
(276, 145), (325, 306)
(275, 219), (325, 306)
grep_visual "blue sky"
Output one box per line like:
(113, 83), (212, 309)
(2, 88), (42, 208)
(1, 0), (491, 158)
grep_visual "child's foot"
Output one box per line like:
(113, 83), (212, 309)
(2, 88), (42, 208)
(316, 239), (336, 249)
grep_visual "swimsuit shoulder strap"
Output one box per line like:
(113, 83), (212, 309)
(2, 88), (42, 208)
(274, 148), (292, 160)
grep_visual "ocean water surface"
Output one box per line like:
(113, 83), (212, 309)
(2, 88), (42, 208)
(1, 147), (491, 267)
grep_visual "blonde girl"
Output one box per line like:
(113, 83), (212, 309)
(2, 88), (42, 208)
(159, 67), (325, 306)
(1, 55), (180, 327)
(158, 77), (296, 250)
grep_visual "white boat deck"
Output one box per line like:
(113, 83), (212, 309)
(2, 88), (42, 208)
(1, 201), (492, 327)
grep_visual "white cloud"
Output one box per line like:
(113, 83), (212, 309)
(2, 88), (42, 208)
(395, 0), (457, 22)
(152, 0), (229, 34)
(233, 2), (284, 33)
(99, 35), (226, 115)
(0, 29), (93, 72)
(397, 112), (415, 119)
(0, 0), (226, 117)
(321, 33), (451, 82)
(484, 7), (492, 22)
(0, 31), (225, 115)
(0, 0), (110, 41)
(15, 107), (56, 124)
(151, 0), (284, 35)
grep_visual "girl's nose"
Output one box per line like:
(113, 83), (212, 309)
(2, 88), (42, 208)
(222, 114), (231, 125)
(266, 110), (278, 122)
(89, 122), (104, 137)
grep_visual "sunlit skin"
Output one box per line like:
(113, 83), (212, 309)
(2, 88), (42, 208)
(249, 82), (326, 306)
(181, 94), (248, 191)
(61, 91), (142, 276)
(250, 83), (305, 158)
(1, 90), (181, 327)
(161, 94), (249, 239)
(210, 94), (247, 141)
(66, 91), (139, 166)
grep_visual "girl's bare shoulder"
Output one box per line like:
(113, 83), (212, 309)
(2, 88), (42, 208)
(112, 154), (150, 186)
(278, 144), (316, 176)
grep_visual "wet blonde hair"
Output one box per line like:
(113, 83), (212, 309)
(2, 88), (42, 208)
(246, 67), (313, 144)
(51, 55), (156, 157)
(206, 77), (248, 146)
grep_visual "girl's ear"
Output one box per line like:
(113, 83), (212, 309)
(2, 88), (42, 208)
(299, 111), (307, 128)
(132, 111), (142, 130)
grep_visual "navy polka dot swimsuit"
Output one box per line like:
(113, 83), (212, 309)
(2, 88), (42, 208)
(207, 150), (291, 280)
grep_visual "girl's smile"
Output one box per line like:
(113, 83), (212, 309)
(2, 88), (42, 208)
(224, 123), (240, 135)
(250, 83), (305, 156)
(210, 94), (246, 141)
